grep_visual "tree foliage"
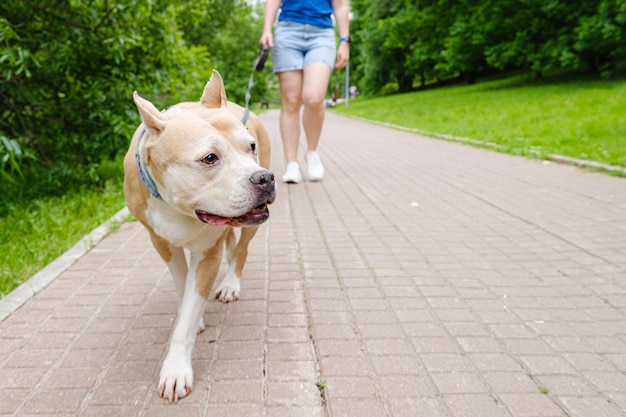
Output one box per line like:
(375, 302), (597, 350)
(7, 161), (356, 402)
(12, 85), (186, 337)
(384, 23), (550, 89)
(0, 0), (264, 203)
(350, 0), (626, 93)
(3, 0), (623, 199)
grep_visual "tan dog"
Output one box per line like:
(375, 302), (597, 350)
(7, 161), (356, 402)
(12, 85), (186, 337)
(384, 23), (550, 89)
(123, 70), (275, 403)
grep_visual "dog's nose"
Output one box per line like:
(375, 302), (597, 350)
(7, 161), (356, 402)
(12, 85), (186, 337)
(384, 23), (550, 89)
(249, 169), (275, 194)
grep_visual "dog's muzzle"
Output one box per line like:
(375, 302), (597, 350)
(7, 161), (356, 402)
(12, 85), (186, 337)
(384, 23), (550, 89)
(195, 169), (276, 227)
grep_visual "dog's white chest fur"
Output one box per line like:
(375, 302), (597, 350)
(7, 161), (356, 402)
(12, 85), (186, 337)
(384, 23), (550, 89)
(145, 197), (224, 250)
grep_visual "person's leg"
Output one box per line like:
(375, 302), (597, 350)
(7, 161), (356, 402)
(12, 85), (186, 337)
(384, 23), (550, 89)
(277, 70), (304, 163)
(301, 63), (333, 152)
(301, 62), (332, 181)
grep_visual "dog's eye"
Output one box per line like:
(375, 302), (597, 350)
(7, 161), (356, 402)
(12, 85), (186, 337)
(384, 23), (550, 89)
(201, 153), (219, 165)
(250, 143), (257, 153)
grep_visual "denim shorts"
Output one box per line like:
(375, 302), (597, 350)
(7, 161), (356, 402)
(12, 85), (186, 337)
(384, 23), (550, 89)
(272, 21), (336, 73)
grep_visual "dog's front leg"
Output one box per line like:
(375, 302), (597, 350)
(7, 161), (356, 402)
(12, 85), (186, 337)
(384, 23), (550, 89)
(150, 232), (206, 334)
(148, 232), (189, 297)
(158, 273), (205, 403)
(159, 242), (223, 403)
(215, 226), (258, 303)
(168, 245), (207, 334)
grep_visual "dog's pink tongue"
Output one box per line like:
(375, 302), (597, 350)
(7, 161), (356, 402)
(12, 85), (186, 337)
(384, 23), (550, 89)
(196, 210), (231, 226)
(206, 216), (231, 226)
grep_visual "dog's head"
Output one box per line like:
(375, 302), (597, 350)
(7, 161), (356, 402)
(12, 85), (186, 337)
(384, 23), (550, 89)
(133, 71), (275, 227)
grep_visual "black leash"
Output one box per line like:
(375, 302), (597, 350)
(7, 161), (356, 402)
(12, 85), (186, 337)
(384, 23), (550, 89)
(241, 44), (269, 125)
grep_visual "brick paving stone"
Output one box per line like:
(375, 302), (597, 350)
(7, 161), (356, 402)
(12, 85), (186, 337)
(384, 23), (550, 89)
(88, 381), (151, 406)
(559, 396), (624, 417)
(380, 374), (436, 397)
(2, 110), (626, 417)
(319, 355), (369, 377)
(323, 375), (379, 399)
(519, 355), (578, 375)
(421, 353), (475, 373)
(411, 336), (461, 353)
(611, 394), (626, 415)
(444, 393), (512, 417)
(606, 353), (626, 370)
(431, 372), (488, 394)
(78, 405), (143, 417)
(562, 352), (617, 371)
(469, 352), (526, 372)
(329, 398), (388, 417)
(266, 359), (316, 381)
(0, 390), (30, 414)
(483, 372), (540, 394)
(265, 380), (321, 406)
(203, 404), (261, 417)
(389, 397), (449, 417)
(208, 379), (262, 404)
(535, 375), (598, 396)
(582, 371), (626, 393)
(265, 406), (325, 417)
(498, 393), (566, 417)
(0, 368), (47, 390)
(144, 404), (204, 417)
(21, 388), (89, 415)
(44, 367), (101, 389)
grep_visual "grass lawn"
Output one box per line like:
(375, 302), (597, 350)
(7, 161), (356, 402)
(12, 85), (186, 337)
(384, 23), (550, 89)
(333, 73), (626, 167)
(0, 181), (126, 297)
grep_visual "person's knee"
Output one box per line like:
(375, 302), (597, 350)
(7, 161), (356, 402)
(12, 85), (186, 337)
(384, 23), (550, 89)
(302, 93), (325, 111)
(281, 95), (302, 114)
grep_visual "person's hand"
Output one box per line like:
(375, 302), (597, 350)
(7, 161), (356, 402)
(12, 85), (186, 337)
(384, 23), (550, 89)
(335, 42), (350, 69)
(259, 32), (274, 48)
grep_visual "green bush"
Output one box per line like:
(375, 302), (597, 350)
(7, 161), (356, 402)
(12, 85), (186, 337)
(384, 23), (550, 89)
(0, 0), (266, 212)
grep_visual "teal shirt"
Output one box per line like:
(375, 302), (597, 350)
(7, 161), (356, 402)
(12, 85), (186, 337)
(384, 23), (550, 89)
(278, 0), (334, 28)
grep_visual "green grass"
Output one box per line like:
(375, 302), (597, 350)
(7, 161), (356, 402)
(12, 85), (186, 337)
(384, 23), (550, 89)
(334, 73), (626, 167)
(0, 180), (126, 297)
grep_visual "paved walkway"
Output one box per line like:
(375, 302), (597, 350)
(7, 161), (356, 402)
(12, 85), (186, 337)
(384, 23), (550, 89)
(1, 110), (626, 417)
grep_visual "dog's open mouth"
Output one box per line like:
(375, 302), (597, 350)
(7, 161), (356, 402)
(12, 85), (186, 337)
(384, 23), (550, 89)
(195, 203), (270, 227)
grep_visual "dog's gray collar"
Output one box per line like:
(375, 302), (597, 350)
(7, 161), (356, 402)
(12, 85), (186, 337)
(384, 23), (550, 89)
(135, 128), (162, 199)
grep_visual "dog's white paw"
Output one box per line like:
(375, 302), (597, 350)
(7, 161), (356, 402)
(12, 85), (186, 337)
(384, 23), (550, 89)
(158, 355), (193, 403)
(214, 273), (241, 303)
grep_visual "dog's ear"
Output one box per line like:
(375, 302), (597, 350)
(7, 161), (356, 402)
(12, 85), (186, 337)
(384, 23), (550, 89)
(200, 70), (229, 109)
(133, 92), (166, 136)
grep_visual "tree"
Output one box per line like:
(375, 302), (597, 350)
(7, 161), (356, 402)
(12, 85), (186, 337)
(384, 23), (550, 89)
(572, 0), (626, 76)
(352, 0), (417, 93)
(176, 0), (271, 104)
(349, 0), (626, 95)
(436, 0), (489, 84)
(0, 0), (264, 201)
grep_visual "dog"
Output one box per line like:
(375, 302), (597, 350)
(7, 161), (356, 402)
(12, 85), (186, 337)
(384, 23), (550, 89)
(123, 70), (276, 403)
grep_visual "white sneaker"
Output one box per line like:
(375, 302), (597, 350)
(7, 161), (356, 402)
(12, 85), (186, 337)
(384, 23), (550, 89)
(282, 161), (303, 183)
(305, 151), (325, 181)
